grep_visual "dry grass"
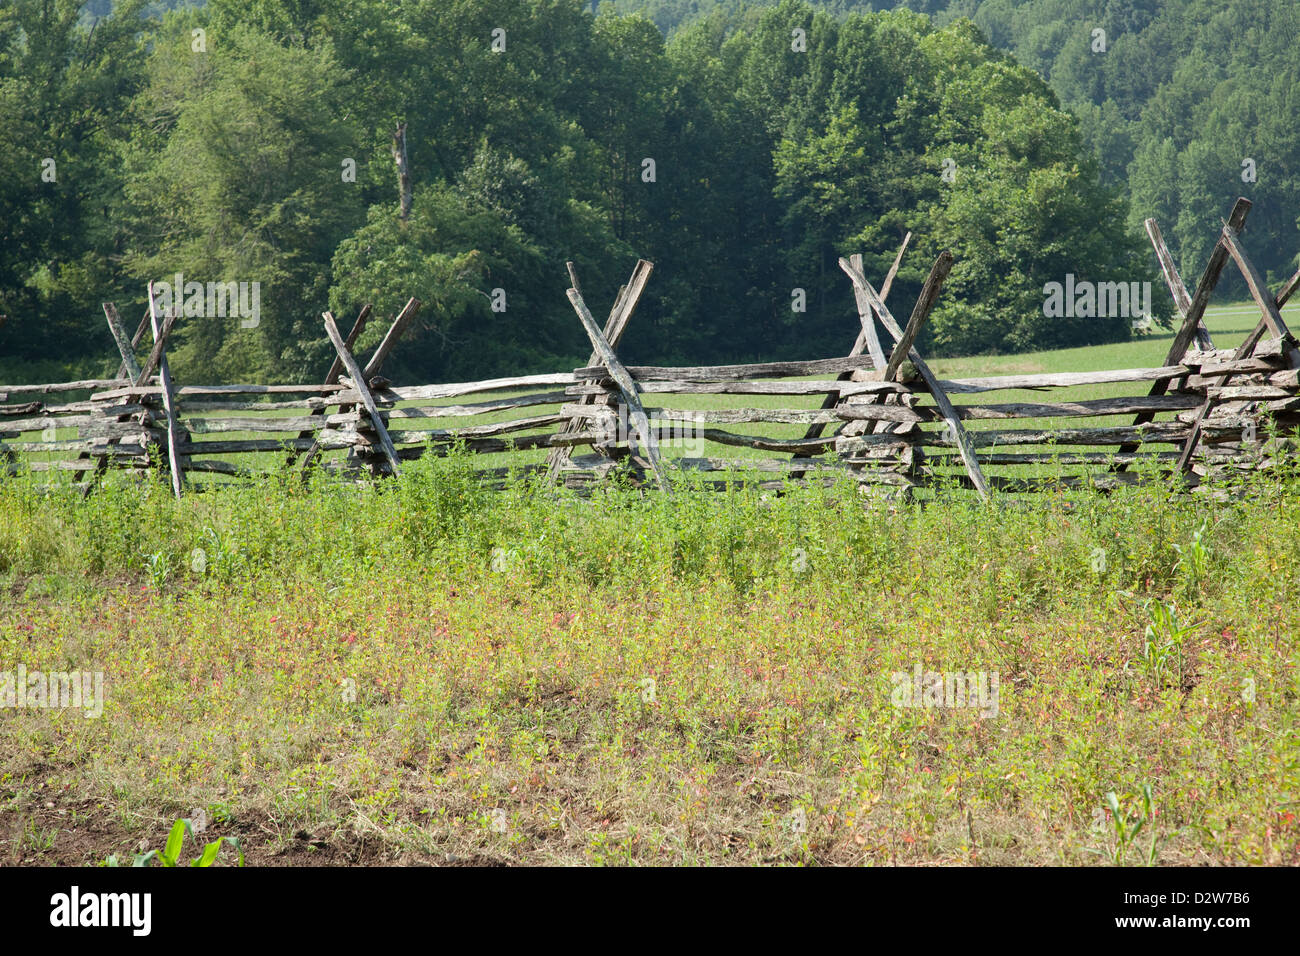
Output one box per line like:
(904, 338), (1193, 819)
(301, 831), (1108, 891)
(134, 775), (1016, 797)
(1, 459), (1297, 866)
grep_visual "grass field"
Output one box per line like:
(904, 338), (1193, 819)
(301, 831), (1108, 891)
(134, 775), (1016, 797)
(1, 303), (1297, 866)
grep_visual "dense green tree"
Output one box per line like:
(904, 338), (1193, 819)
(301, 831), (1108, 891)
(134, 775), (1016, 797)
(120, 18), (365, 381)
(616, 0), (1300, 293)
(0, 0), (150, 373)
(2, 0), (1238, 384)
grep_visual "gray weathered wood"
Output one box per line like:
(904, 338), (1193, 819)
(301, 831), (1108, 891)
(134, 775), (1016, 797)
(1145, 218), (1212, 350)
(848, 252), (888, 371)
(315, 429), (555, 457)
(147, 283), (186, 498)
(92, 383), (346, 401)
(103, 303), (143, 381)
(182, 415), (330, 434)
(334, 374), (571, 405)
(0, 379), (129, 399)
(362, 298), (420, 380)
(1173, 223), (1300, 476)
(573, 355), (875, 383)
(840, 421), (1191, 453)
(322, 305), (372, 389)
(840, 256), (990, 498)
(0, 401), (45, 417)
(1, 413), (101, 432)
(296, 305), (374, 470)
(176, 438), (315, 455)
(75, 304), (152, 485)
(553, 424), (834, 456)
(570, 405), (843, 426)
(883, 251), (953, 382)
(549, 259), (652, 476)
(383, 392), (568, 419)
(922, 451), (1181, 467)
(135, 308), (179, 387)
(1276, 265), (1300, 309)
(111, 307), (151, 380)
(182, 398), (334, 414)
(566, 287), (670, 491)
(323, 312), (402, 475)
(936, 366), (1191, 393)
(367, 414), (561, 444)
(836, 393), (1204, 422)
(1222, 226), (1297, 352)
(789, 234), (911, 479)
(668, 456), (851, 474)
(565, 378), (906, 397)
(1116, 199), (1252, 467)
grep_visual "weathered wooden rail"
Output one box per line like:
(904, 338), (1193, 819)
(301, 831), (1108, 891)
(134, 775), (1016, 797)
(3, 198), (1298, 499)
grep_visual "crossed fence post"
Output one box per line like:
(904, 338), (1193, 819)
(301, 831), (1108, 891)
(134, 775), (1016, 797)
(76, 286), (185, 496)
(835, 248), (988, 499)
(554, 261), (672, 492)
(1135, 197), (1300, 482)
(315, 298), (420, 478)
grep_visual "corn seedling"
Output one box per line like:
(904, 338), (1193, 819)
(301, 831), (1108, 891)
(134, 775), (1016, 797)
(1084, 785), (1160, 865)
(105, 818), (244, 868)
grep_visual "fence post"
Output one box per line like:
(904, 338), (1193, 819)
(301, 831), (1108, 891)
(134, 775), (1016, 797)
(549, 260), (652, 481)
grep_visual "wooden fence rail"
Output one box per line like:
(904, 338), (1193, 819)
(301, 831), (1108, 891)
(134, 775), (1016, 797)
(3, 198), (1299, 499)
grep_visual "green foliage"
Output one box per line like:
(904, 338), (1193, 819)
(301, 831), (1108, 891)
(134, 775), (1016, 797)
(4, 454), (1298, 864)
(1132, 601), (1197, 691)
(120, 18), (366, 382)
(106, 818), (245, 868)
(1, 0), (1235, 379)
(0, 0), (151, 363)
(1086, 784), (1162, 866)
(618, 0), (1300, 298)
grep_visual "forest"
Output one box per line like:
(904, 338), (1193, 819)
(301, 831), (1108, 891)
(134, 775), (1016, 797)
(2, 0), (1294, 385)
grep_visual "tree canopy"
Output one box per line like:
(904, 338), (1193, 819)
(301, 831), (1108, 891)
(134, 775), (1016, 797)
(1, 0), (1188, 384)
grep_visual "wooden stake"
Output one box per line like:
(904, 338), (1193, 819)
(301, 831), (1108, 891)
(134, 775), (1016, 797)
(789, 232), (911, 480)
(293, 304), (371, 470)
(324, 312), (402, 476)
(300, 298), (416, 473)
(135, 309), (179, 386)
(362, 297), (421, 380)
(147, 282), (185, 499)
(77, 303), (150, 485)
(848, 253), (889, 370)
(840, 256), (990, 499)
(1145, 219), (1213, 350)
(1173, 226), (1300, 476)
(883, 251), (953, 382)
(1222, 226), (1298, 352)
(566, 287), (670, 492)
(103, 303), (143, 382)
(549, 260), (652, 478)
(106, 306), (151, 380)
(1115, 198), (1252, 469)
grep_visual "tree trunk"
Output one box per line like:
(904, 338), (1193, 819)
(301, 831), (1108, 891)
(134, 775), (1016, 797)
(393, 122), (412, 221)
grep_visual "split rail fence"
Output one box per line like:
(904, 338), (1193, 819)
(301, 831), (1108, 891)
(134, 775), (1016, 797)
(3, 197), (1298, 500)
